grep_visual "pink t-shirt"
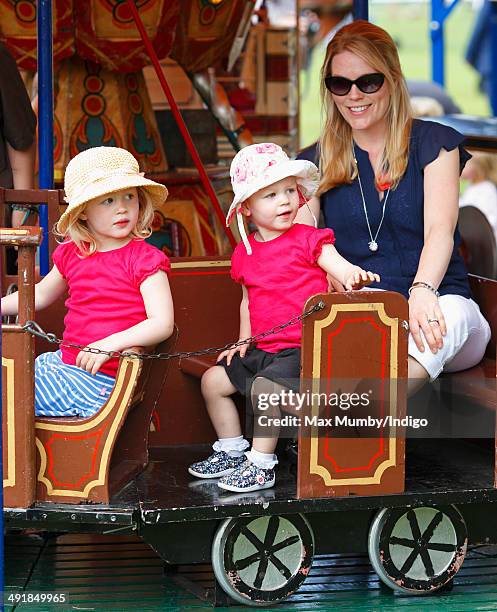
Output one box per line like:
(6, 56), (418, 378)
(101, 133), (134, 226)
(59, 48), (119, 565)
(52, 239), (170, 376)
(231, 223), (335, 353)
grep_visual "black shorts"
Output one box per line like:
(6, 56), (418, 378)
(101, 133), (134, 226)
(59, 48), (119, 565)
(219, 347), (301, 395)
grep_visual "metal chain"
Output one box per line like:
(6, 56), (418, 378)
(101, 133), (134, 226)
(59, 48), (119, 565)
(22, 301), (325, 361)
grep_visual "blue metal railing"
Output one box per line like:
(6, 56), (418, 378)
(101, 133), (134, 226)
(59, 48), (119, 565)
(37, 0), (54, 275)
(353, 0), (369, 21)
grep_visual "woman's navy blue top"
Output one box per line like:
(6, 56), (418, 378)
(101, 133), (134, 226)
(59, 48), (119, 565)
(297, 119), (471, 299)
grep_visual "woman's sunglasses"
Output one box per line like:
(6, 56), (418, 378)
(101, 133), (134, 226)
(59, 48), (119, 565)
(324, 73), (385, 96)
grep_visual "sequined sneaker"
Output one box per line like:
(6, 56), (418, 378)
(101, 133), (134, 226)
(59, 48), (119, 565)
(217, 460), (275, 492)
(188, 451), (246, 479)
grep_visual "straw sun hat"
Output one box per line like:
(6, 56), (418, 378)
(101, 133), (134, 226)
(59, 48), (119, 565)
(58, 147), (168, 234)
(227, 143), (320, 254)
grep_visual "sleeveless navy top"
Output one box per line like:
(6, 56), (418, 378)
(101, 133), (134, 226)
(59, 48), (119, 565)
(297, 119), (471, 299)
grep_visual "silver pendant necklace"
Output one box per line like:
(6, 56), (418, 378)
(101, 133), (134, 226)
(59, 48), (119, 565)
(354, 156), (390, 252)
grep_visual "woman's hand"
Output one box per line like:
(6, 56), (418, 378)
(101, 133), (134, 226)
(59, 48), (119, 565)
(408, 287), (447, 353)
(76, 339), (118, 375)
(217, 342), (249, 366)
(344, 268), (380, 290)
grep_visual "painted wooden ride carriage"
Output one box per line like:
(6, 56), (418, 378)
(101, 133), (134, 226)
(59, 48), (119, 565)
(3, 175), (497, 606)
(3, 1), (497, 606)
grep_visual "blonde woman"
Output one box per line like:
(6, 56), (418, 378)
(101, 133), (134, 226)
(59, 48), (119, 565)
(297, 20), (490, 393)
(1, 147), (174, 416)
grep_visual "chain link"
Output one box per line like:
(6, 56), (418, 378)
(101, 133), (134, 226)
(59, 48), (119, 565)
(22, 301), (326, 361)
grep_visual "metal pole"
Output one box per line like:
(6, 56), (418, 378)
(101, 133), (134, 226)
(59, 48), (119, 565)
(491, 0), (497, 115)
(431, 0), (445, 86)
(431, 0), (461, 87)
(353, 0), (368, 21)
(37, 0), (54, 275)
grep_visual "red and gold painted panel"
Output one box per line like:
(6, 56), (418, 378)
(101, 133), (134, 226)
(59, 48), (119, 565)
(171, 0), (252, 72)
(298, 292), (408, 498)
(0, 0), (74, 70)
(75, 0), (179, 72)
(53, 57), (166, 180)
(155, 170), (232, 257)
(0, 0), (179, 72)
(35, 357), (141, 503)
(2, 330), (36, 508)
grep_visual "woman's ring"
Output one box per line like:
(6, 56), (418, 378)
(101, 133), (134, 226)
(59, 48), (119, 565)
(427, 318), (439, 324)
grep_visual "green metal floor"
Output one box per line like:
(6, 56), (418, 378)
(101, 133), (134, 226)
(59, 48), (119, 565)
(5, 532), (497, 611)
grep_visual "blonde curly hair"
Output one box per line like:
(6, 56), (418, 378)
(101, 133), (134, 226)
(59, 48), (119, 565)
(55, 187), (154, 257)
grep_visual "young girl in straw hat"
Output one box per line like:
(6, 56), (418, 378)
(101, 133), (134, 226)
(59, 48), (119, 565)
(188, 143), (379, 492)
(2, 146), (174, 417)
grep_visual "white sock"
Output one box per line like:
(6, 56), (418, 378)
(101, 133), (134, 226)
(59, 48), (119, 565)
(245, 448), (278, 469)
(213, 436), (250, 457)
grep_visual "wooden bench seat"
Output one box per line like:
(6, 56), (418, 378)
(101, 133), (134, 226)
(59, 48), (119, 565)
(179, 354), (217, 378)
(441, 357), (496, 411)
(34, 331), (177, 505)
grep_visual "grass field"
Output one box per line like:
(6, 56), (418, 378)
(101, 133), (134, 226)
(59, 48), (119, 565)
(299, 2), (491, 148)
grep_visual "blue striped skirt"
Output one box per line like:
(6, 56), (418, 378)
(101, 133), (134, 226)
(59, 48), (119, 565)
(35, 351), (116, 418)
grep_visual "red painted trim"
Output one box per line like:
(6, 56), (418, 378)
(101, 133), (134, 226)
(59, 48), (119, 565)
(44, 423), (108, 489)
(151, 409), (161, 432)
(323, 317), (389, 473)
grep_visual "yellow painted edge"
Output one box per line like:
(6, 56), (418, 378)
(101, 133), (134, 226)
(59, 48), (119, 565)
(171, 259), (230, 269)
(2, 357), (16, 487)
(36, 359), (140, 498)
(309, 302), (399, 485)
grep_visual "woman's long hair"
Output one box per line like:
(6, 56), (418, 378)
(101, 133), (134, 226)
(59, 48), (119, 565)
(55, 188), (154, 256)
(319, 20), (412, 194)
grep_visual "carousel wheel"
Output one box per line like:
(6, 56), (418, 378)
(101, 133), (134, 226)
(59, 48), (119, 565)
(211, 513), (314, 606)
(368, 505), (467, 594)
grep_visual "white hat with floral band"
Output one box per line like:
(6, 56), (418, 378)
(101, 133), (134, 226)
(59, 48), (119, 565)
(58, 146), (168, 235)
(227, 143), (319, 254)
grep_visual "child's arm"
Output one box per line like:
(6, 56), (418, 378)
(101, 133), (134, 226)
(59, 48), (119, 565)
(317, 244), (380, 290)
(76, 270), (174, 375)
(1, 264), (67, 315)
(217, 285), (251, 366)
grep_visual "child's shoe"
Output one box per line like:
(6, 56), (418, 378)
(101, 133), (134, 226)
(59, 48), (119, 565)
(217, 460), (275, 492)
(188, 451), (246, 479)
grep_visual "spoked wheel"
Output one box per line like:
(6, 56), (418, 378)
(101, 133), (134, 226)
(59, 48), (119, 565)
(212, 513), (314, 606)
(368, 504), (467, 594)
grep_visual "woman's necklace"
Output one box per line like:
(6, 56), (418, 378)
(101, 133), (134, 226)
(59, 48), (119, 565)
(354, 155), (390, 253)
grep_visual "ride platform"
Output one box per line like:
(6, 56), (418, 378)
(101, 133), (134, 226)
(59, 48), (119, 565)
(5, 530), (497, 610)
(5, 438), (497, 607)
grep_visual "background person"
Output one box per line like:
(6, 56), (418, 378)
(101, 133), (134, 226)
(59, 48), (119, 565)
(460, 151), (497, 246)
(0, 41), (37, 272)
(297, 20), (490, 395)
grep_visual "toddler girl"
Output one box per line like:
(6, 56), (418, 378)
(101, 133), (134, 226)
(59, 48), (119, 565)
(188, 143), (379, 492)
(2, 146), (174, 417)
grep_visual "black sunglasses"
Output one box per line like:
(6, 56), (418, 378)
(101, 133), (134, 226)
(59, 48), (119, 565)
(324, 73), (385, 96)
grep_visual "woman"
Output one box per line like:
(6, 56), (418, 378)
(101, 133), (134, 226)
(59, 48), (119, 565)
(297, 20), (490, 393)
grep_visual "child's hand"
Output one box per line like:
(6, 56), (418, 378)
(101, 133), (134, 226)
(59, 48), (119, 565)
(76, 339), (118, 375)
(217, 342), (249, 366)
(345, 268), (380, 291)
